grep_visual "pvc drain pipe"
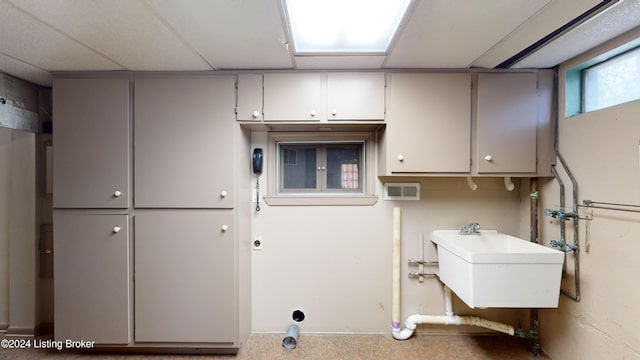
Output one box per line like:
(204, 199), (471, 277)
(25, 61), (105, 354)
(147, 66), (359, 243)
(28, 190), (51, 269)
(392, 285), (521, 341)
(391, 208), (402, 335)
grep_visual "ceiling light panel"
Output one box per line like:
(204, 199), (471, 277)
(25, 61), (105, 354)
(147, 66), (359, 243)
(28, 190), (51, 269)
(284, 0), (412, 54)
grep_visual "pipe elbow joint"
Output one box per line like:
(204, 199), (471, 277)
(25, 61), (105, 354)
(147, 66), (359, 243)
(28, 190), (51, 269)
(405, 314), (422, 330)
(392, 314), (422, 341)
(392, 327), (415, 341)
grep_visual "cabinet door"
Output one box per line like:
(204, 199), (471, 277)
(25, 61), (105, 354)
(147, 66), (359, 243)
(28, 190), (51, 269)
(134, 77), (235, 208)
(53, 78), (130, 208)
(237, 74), (263, 121)
(54, 213), (130, 344)
(263, 73), (323, 121)
(476, 73), (537, 173)
(327, 72), (385, 120)
(386, 73), (471, 173)
(134, 210), (236, 343)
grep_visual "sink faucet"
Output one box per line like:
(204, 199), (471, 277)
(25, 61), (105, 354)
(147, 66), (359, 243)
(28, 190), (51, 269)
(459, 223), (480, 235)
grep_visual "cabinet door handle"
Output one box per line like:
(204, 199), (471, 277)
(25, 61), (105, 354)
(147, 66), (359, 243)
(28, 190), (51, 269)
(484, 155), (493, 162)
(221, 225), (229, 232)
(220, 190), (228, 198)
(114, 190), (122, 197)
(331, 109), (337, 116)
(310, 110), (317, 117)
(113, 226), (121, 233)
(397, 155), (404, 162)
(252, 111), (260, 118)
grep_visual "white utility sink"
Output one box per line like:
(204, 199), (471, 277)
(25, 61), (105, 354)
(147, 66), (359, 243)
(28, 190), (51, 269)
(431, 230), (564, 309)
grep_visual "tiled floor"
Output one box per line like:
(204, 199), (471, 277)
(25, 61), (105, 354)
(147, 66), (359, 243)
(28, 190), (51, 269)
(0, 333), (550, 360)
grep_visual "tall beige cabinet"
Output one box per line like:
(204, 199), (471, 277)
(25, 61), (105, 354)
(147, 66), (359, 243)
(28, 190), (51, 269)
(53, 78), (131, 344)
(53, 76), (251, 352)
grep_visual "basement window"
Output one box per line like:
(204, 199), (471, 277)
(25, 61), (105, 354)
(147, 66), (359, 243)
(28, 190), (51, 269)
(280, 143), (363, 193)
(583, 46), (640, 112)
(265, 132), (378, 206)
(565, 38), (640, 117)
(283, 0), (412, 54)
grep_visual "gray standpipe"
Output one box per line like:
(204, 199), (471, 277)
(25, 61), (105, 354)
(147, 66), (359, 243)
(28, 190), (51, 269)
(282, 324), (299, 349)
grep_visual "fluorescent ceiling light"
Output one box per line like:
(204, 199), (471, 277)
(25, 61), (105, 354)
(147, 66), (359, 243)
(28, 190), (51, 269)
(284, 0), (412, 54)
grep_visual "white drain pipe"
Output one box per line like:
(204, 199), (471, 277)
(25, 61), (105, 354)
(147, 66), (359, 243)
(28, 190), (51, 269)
(391, 208), (402, 336)
(393, 285), (517, 340)
(396, 312), (516, 340)
(391, 207), (520, 341)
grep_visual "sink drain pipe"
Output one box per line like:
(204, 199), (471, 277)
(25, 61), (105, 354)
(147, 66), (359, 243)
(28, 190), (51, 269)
(392, 285), (523, 341)
(391, 207), (526, 341)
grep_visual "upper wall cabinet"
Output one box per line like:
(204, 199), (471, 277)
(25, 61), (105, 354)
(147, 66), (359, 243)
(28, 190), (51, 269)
(381, 73), (472, 174)
(134, 77), (236, 208)
(237, 73), (263, 121)
(263, 73), (323, 121)
(240, 72), (386, 122)
(326, 72), (385, 120)
(53, 78), (130, 208)
(476, 73), (538, 174)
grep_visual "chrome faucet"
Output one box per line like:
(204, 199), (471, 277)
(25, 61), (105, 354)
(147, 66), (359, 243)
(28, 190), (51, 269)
(459, 223), (480, 235)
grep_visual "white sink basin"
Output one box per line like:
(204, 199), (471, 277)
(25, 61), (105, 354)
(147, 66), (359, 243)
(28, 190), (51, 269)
(431, 230), (564, 308)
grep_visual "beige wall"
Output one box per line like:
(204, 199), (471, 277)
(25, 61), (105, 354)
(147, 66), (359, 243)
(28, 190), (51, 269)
(251, 130), (529, 334)
(0, 127), (10, 330)
(539, 28), (640, 360)
(0, 127), (37, 335)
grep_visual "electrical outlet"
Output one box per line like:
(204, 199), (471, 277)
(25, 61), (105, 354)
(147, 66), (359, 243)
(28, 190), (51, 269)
(251, 188), (261, 203)
(253, 235), (263, 250)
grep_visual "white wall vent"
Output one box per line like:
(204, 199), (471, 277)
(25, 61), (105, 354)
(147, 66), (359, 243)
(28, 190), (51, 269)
(384, 183), (420, 201)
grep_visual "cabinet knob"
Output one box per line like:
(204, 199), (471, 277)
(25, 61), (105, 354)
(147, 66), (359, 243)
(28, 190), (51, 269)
(484, 155), (493, 162)
(113, 190), (122, 197)
(331, 109), (337, 116)
(310, 110), (317, 117)
(221, 225), (229, 232)
(113, 226), (121, 233)
(220, 190), (228, 198)
(252, 111), (260, 118)
(397, 155), (404, 162)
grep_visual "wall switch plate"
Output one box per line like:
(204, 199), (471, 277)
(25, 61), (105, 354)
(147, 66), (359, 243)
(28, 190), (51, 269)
(253, 235), (263, 250)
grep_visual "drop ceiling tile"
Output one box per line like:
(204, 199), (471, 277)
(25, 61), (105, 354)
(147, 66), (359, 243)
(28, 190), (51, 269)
(8, 0), (212, 70)
(148, 0), (292, 69)
(0, 1), (121, 72)
(386, 0), (551, 68)
(0, 53), (52, 86)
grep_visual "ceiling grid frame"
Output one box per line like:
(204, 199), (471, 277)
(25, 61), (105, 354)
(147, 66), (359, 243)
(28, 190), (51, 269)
(0, 0), (637, 86)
